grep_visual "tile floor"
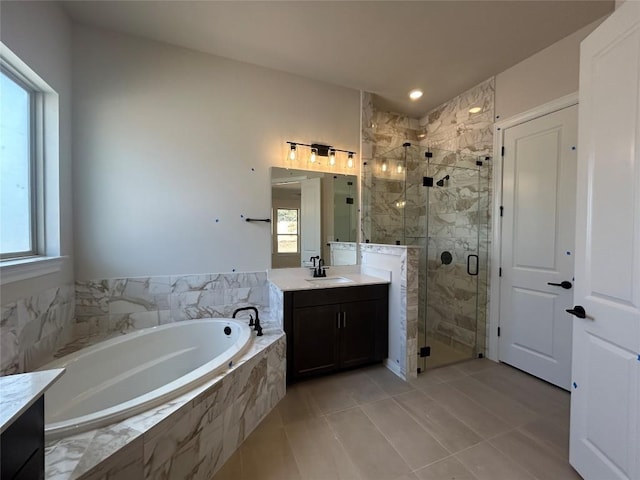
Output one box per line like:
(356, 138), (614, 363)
(212, 359), (581, 480)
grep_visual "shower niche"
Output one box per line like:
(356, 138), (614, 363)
(361, 145), (490, 371)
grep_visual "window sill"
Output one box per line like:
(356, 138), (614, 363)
(0, 256), (66, 285)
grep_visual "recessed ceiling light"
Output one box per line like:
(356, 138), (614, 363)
(469, 106), (482, 114)
(409, 89), (423, 100)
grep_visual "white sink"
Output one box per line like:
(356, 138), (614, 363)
(305, 276), (355, 286)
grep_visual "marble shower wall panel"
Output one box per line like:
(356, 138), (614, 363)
(74, 272), (269, 340)
(417, 78), (494, 357)
(361, 92), (422, 244)
(1, 284), (75, 375)
(420, 78), (495, 159)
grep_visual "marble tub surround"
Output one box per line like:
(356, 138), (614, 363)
(45, 326), (285, 480)
(360, 244), (420, 380)
(74, 271), (269, 341)
(1, 284), (75, 375)
(267, 264), (390, 292)
(0, 368), (65, 433)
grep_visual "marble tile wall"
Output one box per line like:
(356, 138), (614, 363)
(74, 272), (269, 341)
(45, 327), (286, 480)
(360, 244), (419, 380)
(419, 77), (495, 158)
(361, 91), (423, 245)
(1, 284), (75, 375)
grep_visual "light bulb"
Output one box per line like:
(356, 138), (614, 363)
(347, 153), (354, 168)
(329, 149), (336, 166)
(310, 148), (317, 164)
(381, 161), (388, 172)
(409, 89), (423, 100)
(289, 144), (296, 161)
(396, 162), (404, 173)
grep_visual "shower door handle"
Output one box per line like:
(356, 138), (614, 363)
(467, 254), (479, 276)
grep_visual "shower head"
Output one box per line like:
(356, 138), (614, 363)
(436, 175), (450, 187)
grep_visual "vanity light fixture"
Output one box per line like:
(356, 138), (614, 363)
(396, 162), (404, 174)
(381, 160), (388, 172)
(409, 89), (423, 100)
(286, 141), (356, 169)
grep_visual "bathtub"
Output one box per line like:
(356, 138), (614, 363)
(39, 318), (253, 441)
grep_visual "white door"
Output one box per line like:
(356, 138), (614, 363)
(499, 104), (578, 390)
(570, 3), (640, 479)
(300, 177), (322, 266)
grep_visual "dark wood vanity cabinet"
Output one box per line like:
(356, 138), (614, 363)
(284, 284), (388, 382)
(1, 396), (44, 480)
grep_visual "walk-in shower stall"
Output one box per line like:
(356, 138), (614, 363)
(362, 145), (490, 372)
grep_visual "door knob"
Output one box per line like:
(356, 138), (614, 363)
(566, 305), (586, 318)
(548, 281), (573, 289)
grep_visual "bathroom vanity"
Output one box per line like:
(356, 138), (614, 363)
(0, 369), (64, 480)
(269, 268), (390, 382)
(284, 284), (388, 381)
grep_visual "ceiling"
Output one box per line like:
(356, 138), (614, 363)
(61, 0), (613, 117)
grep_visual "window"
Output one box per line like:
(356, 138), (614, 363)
(0, 68), (37, 259)
(0, 43), (63, 284)
(275, 208), (299, 253)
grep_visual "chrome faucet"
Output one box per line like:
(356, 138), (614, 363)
(231, 306), (263, 336)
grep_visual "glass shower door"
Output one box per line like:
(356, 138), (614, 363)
(418, 161), (481, 371)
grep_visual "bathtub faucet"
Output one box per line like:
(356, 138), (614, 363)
(232, 306), (263, 336)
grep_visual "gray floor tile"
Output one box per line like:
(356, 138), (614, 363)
(415, 456), (478, 480)
(455, 442), (536, 480)
(362, 398), (450, 470)
(364, 365), (416, 396)
(325, 406), (413, 480)
(284, 416), (363, 480)
(489, 430), (582, 480)
(214, 360), (576, 480)
(421, 383), (511, 438)
(449, 376), (538, 427)
(394, 390), (483, 453)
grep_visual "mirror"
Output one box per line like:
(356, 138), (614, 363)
(271, 167), (358, 268)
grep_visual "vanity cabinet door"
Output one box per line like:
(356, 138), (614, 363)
(292, 303), (341, 378)
(339, 300), (377, 369)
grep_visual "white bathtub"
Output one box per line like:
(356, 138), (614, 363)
(39, 318), (253, 440)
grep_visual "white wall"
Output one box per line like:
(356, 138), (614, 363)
(72, 26), (360, 280)
(495, 16), (607, 120)
(0, 1), (74, 303)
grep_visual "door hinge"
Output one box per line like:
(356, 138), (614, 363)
(501, 146), (505, 157)
(499, 267), (502, 277)
(497, 327), (501, 337)
(499, 206), (504, 217)
(419, 346), (431, 358)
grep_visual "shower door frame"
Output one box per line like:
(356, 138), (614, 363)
(418, 160), (483, 373)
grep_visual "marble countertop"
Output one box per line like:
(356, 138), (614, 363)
(268, 265), (390, 292)
(0, 368), (65, 434)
